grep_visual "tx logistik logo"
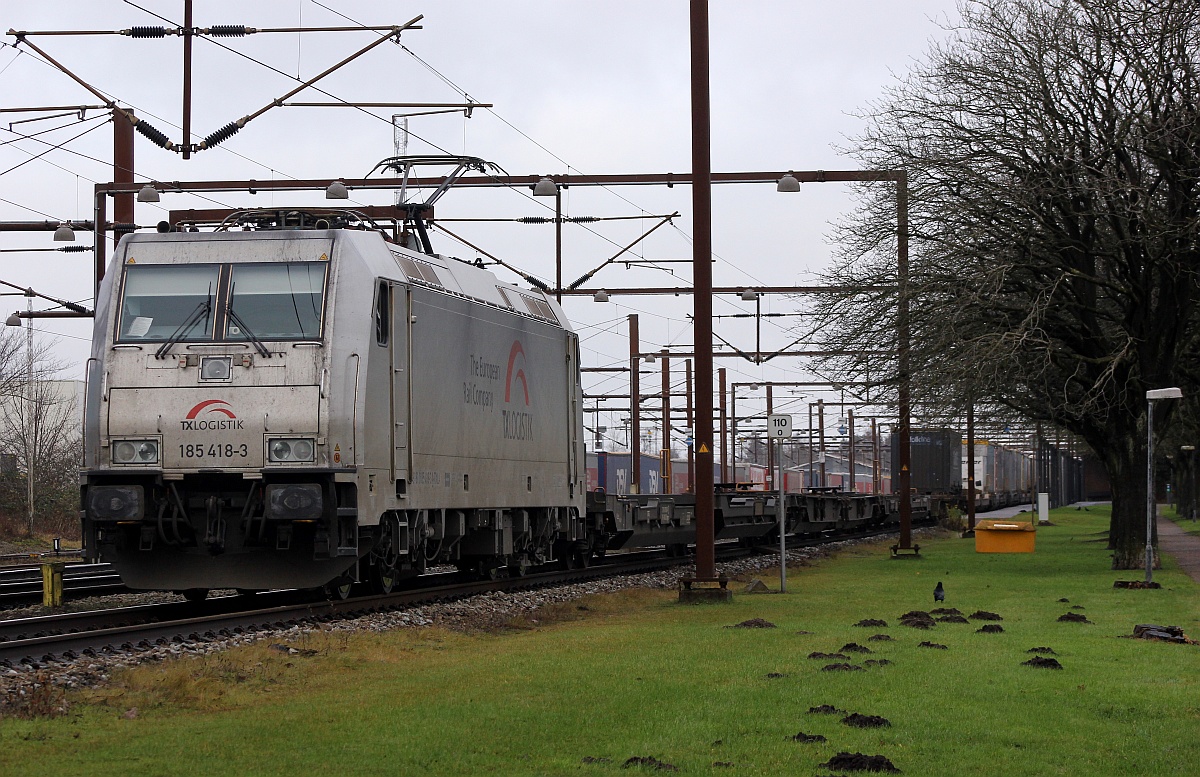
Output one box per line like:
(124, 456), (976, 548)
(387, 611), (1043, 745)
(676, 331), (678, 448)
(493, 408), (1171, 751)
(502, 340), (534, 440)
(181, 399), (245, 431)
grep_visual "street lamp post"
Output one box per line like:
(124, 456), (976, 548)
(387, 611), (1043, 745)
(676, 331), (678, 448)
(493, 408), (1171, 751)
(1146, 387), (1183, 584)
(1184, 445), (1198, 521)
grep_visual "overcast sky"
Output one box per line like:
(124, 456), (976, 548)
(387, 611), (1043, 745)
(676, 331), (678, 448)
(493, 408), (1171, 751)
(0, 1), (961, 452)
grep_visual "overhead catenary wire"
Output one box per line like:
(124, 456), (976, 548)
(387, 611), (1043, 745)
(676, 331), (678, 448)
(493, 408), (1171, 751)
(0, 114), (110, 178)
(10, 11), (425, 155)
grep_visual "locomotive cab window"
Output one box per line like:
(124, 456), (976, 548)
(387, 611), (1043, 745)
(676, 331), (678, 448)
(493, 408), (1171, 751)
(117, 264), (219, 341)
(225, 263), (327, 341)
(374, 281), (390, 345)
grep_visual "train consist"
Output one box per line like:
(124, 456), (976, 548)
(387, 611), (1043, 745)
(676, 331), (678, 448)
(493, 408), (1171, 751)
(81, 211), (923, 599)
(894, 429), (1035, 510)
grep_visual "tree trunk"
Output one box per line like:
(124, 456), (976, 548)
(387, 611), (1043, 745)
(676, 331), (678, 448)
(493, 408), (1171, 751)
(1104, 433), (1157, 570)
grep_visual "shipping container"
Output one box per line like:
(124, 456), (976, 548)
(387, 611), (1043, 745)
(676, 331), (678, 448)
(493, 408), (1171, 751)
(891, 429), (961, 494)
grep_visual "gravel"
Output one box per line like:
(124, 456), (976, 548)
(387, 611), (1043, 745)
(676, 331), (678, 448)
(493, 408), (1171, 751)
(0, 529), (936, 711)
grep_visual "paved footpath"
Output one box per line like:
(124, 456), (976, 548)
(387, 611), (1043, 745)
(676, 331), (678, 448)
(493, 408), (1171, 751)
(1157, 516), (1200, 584)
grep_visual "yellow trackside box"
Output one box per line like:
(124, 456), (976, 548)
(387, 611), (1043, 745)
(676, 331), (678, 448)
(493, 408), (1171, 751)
(975, 520), (1036, 553)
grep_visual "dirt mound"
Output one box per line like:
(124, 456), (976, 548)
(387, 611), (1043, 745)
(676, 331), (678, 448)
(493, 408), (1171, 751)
(930, 607), (963, 616)
(936, 614), (970, 624)
(765, 672), (788, 679)
(918, 641), (948, 650)
(623, 756), (678, 771)
(840, 642), (873, 654)
(864, 659), (893, 667)
(809, 651), (849, 660)
(1027, 646), (1056, 654)
(790, 731), (828, 742)
(1023, 656), (1063, 669)
(842, 713), (891, 728)
(822, 663), (865, 672)
(1113, 580), (1161, 589)
(808, 704), (846, 715)
(868, 634), (894, 642)
(1058, 598), (1070, 603)
(819, 752), (902, 773)
(976, 624), (1004, 634)
(855, 618), (888, 627)
(899, 613), (935, 629)
(969, 610), (1003, 621)
(1057, 612), (1091, 623)
(729, 618), (776, 629)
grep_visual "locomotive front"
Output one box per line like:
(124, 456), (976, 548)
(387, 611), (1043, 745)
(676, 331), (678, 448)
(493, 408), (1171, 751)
(81, 231), (347, 595)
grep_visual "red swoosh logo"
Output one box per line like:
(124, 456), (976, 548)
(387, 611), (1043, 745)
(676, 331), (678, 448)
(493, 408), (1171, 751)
(185, 399), (236, 419)
(505, 341), (529, 405)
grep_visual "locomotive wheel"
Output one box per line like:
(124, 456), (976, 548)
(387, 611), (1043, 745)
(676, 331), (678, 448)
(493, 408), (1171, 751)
(182, 588), (209, 603)
(508, 556), (530, 577)
(326, 576), (354, 600)
(372, 562), (398, 595)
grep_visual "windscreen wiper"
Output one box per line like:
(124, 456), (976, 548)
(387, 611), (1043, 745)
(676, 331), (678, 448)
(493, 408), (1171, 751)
(154, 299), (211, 360)
(226, 285), (270, 359)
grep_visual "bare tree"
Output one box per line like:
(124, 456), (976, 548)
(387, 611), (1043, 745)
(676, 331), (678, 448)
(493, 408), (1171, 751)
(0, 330), (81, 537)
(811, 0), (1200, 567)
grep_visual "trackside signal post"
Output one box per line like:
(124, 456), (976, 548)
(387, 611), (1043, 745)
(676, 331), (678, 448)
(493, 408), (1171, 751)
(768, 414), (791, 592)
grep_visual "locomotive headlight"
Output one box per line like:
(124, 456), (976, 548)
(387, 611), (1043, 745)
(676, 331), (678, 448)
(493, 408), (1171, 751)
(268, 437), (316, 463)
(292, 439), (314, 461)
(112, 439), (159, 465)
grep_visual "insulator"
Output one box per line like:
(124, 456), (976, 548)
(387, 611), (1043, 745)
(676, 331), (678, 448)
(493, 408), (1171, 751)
(134, 120), (174, 150)
(112, 223), (138, 233)
(524, 276), (551, 292)
(200, 121), (241, 149)
(567, 216), (598, 223)
(57, 245), (92, 253)
(207, 25), (247, 37)
(570, 272), (595, 288)
(517, 217), (552, 224)
(62, 301), (89, 314)
(127, 26), (167, 38)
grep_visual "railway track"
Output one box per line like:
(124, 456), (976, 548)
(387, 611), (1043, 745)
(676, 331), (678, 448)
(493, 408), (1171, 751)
(0, 550), (689, 667)
(0, 518), (934, 669)
(0, 563), (128, 608)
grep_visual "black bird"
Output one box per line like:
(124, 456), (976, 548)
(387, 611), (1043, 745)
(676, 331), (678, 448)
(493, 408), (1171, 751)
(933, 582), (945, 603)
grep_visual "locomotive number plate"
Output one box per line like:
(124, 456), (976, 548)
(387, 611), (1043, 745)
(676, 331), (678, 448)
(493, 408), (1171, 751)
(178, 443), (250, 461)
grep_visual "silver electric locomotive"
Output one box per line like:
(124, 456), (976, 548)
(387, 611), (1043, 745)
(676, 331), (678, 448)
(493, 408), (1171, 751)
(82, 222), (588, 598)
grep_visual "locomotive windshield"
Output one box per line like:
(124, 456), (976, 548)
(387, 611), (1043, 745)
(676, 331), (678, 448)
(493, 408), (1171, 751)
(226, 263), (325, 340)
(116, 261), (328, 342)
(117, 264), (219, 341)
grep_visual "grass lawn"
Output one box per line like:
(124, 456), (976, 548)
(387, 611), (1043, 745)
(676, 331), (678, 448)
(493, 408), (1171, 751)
(3, 505), (1199, 776)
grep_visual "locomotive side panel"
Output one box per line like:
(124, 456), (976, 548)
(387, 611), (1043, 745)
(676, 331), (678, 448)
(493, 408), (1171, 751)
(406, 288), (573, 509)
